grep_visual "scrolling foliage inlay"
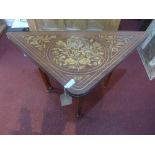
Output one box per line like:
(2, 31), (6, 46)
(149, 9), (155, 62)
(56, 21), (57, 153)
(7, 31), (147, 95)
(50, 36), (105, 71)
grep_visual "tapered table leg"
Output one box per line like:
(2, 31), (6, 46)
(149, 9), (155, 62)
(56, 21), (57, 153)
(38, 68), (54, 93)
(76, 97), (84, 119)
(103, 71), (113, 88)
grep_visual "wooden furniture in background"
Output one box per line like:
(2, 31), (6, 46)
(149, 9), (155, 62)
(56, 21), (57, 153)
(27, 19), (121, 31)
(0, 20), (6, 37)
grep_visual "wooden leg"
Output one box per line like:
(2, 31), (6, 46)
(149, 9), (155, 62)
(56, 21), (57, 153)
(76, 97), (84, 119)
(103, 71), (113, 88)
(38, 68), (53, 93)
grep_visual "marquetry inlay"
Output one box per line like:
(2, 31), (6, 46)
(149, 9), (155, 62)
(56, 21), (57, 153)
(7, 31), (147, 95)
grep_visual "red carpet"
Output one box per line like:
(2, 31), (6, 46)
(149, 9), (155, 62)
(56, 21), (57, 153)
(1, 20), (155, 134)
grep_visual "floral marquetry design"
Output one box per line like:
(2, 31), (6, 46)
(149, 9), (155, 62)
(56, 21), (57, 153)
(7, 31), (147, 96)
(22, 35), (56, 51)
(47, 36), (106, 72)
(99, 34), (134, 56)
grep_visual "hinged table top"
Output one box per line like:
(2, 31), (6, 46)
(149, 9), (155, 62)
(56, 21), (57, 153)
(7, 31), (147, 96)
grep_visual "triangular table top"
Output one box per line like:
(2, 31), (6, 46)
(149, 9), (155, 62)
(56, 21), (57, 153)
(7, 31), (147, 96)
